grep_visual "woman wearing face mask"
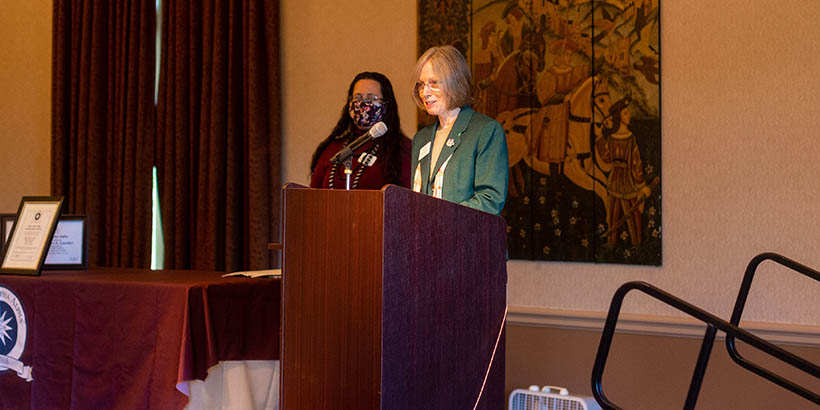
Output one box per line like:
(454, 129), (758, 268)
(411, 45), (509, 215)
(310, 72), (411, 189)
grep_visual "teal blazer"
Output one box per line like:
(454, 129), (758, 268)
(411, 106), (509, 215)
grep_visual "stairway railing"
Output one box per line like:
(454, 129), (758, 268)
(591, 253), (820, 409)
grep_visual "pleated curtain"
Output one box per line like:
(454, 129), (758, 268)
(52, 0), (281, 271)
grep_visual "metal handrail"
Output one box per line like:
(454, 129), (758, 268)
(725, 252), (820, 403)
(591, 268), (820, 409)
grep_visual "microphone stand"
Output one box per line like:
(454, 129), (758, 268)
(343, 156), (353, 190)
(330, 122), (387, 190)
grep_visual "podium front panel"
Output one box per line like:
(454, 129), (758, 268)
(281, 188), (383, 410)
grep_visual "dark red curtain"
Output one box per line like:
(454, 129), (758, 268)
(156, 0), (281, 271)
(51, 1), (156, 268)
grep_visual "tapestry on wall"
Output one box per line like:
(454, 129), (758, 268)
(418, 0), (661, 265)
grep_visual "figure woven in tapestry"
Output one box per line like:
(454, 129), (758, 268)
(418, 0), (661, 265)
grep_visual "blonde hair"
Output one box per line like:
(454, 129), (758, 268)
(411, 45), (472, 110)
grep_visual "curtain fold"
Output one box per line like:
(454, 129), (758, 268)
(156, 0), (281, 271)
(52, 1), (155, 268)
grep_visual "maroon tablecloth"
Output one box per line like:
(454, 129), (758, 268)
(0, 268), (280, 410)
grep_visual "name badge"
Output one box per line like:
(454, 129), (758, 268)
(418, 141), (431, 160)
(358, 152), (377, 167)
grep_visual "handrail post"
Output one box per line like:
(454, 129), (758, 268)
(684, 325), (717, 410)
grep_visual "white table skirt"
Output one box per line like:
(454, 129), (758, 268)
(180, 360), (280, 410)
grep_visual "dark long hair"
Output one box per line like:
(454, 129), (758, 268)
(309, 72), (406, 185)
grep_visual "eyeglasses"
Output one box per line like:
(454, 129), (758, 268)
(350, 94), (385, 104)
(415, 80), (441, 93)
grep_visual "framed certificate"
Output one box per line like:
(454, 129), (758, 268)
(0, 196), (63, 275)
(42, 215), (89, 270)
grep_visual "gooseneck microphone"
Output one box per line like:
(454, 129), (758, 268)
(329, 122), (388, 164)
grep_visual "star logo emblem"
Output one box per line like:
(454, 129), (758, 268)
(0, 310), (11, 346)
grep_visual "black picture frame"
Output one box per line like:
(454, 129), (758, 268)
(1, 213), (89, 270)
(42, 215), (89, 270)
(0, 196), (64, 275)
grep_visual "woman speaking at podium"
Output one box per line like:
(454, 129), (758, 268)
(410, 45), (509, 215)
(310, 72), (411, 189)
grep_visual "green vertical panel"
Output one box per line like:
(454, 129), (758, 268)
(589, 0), (662, 265)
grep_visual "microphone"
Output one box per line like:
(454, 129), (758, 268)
(329, 122), (388, 164)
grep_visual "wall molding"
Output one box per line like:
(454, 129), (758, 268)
(507, 306), (820, 348)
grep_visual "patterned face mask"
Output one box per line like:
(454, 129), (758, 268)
(349, 97), (385, 129)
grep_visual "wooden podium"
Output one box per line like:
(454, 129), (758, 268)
(280, 184), (507, 410)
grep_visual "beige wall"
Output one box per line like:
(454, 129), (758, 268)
(507, 0), (820, 326)
(281, 0), (820, 326)
(10, 0), (818, 325)
(0, 1), (52, 212)
(281, 2), (820, 404)
(280, 0), (418, 185)
(4, 1), (820, 406)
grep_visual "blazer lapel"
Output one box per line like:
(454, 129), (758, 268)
(431, 106), (473, 175)
(418, 128), (434, 192)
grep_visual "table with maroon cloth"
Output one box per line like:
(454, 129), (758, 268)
(0, 268), (280, 409)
